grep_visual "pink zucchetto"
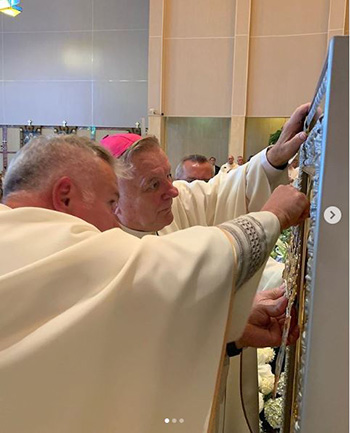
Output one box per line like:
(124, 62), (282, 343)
(100, 133), (142, 158)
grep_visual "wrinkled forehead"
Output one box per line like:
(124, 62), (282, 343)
(131, 148), (171, 173)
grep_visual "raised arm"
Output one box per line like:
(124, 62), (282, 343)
(163, 104), (310, 233)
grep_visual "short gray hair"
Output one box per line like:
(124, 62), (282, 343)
(174, 154), (210, 180)
(3, 135), (124, 199)
(118, 135), (161, 166)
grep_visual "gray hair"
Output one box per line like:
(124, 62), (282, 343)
(3, 135), (125, 200)
(118, 135), (161, 166)
(174, 154), (210, 180)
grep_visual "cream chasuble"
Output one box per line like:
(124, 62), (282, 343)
(0, 205), (279, 433)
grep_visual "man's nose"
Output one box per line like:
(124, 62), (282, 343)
(163, 183), (179, 199)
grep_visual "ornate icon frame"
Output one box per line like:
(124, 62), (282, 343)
(281, 36), (349, 433)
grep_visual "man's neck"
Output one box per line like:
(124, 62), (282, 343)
(3, 192), (51, 209)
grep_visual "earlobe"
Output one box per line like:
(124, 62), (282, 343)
(52, 177), (73, 212)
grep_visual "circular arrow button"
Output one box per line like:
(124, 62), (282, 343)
(324, 206), (342, 224)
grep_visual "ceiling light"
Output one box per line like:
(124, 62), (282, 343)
(0, 0), (22, 16)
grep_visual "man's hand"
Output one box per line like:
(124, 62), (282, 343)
(261, 184), (310, 230)
(267, 103), (310, 168)
(235, 287), (299, 349)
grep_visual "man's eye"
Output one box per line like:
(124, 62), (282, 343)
(167, 174), (173, 180)
(148, 181), (160, 190)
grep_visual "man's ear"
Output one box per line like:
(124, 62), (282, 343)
(52, 177), (74, 212)
(114, 203), (121, 219)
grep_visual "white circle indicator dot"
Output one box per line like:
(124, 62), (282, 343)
(164, 416), (185, 424)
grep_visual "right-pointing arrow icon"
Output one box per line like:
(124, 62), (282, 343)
(324, 206), (342, 224)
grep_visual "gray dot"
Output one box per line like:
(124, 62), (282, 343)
(172, 418), (177, 423)
(179, 418), (185, 423)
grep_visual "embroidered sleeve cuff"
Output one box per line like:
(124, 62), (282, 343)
(219, 212), (280, 290)
(219, 215), (267, 290)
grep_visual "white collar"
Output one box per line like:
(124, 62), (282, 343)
(119, 223), (157, 239)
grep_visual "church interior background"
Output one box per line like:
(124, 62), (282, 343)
(0, 1), (348, 432)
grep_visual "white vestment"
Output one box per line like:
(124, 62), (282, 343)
(220, 162), (238, 173)
(161, 150), (286, 290)
(0, 204), (280, 433)
(159, 150), (286, 433)
(120, 150), (286, 433)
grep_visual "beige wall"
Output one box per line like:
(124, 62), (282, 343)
(148, 0), (348, 162)
(149, 0), (236, 118)
(247, 0), (344, 116)
(345, 0), (349, 34)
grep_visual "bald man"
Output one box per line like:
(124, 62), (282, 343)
(220, 155), (238, 173)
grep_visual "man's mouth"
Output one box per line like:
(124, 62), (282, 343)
(160, 206), (172, 213)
